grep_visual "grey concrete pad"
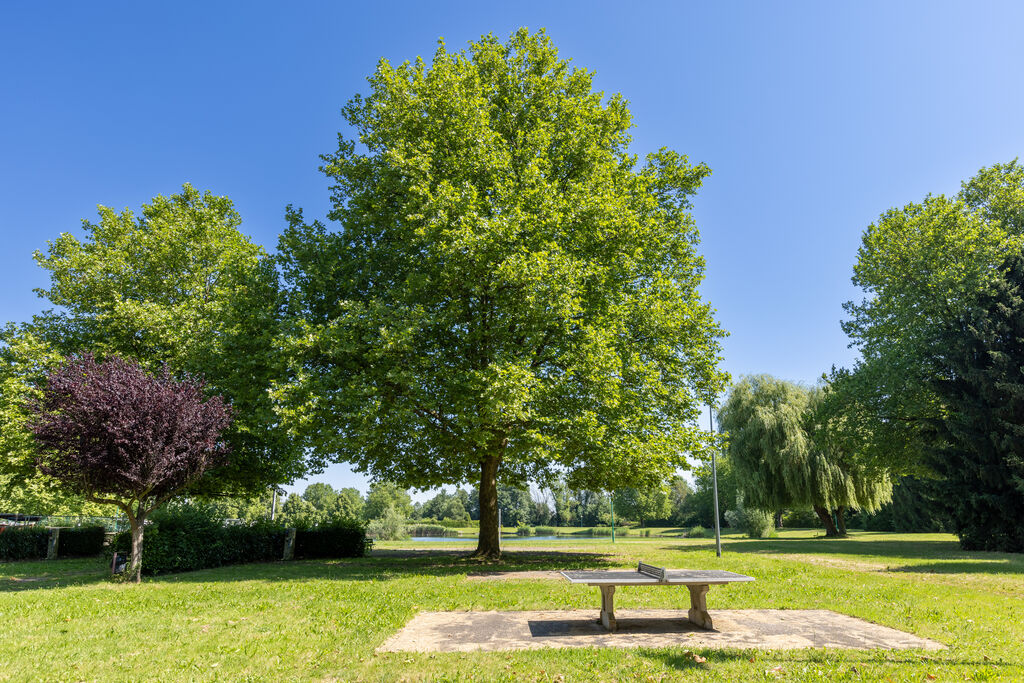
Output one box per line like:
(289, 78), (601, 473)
(378, 609), (945, 653)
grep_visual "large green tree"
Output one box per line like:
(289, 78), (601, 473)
(930, 249), (1024, 551)
(1, 185), (306, 501)
(834, 161), (1024, 470)
(275, 29), (728, 556)
(613, 485), (671, 526)
(718, 375), (891, 537)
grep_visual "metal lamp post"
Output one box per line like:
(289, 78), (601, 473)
(709, 405), (722, 558)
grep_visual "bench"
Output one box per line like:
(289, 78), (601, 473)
(560, 561), (755, 630)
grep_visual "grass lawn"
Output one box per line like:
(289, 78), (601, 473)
(1, 530), (1021, 681)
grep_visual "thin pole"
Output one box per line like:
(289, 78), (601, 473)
(498, 507), (502, 552)
(271, 488), (278, 521)
(710, 405), (722, 558)
(610, 492), (615, 543)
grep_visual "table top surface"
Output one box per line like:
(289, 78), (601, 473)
(560, 569), (755, 585)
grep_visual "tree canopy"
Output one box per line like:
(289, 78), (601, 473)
(275, 28), (728, 557)
(30, 355), (231, 581)
(718, 375), (891, 537)
(834, 161), (1024, 470)
(1, 184), (304, 500)
(930, 248), (1024, 552)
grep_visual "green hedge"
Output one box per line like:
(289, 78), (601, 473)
(295, 521), (372, 559)
(534, 526), (557, 536)
(0, 526), (49, 561)
(57, 526), (106, 557)
(111, 508), (289, 575)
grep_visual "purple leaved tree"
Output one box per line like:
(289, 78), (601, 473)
(30, 354), (231, 582)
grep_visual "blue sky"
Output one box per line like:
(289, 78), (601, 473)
(3, 2), (1022, 497)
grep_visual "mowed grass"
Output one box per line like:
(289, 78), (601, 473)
(1, 531), (1021, 681)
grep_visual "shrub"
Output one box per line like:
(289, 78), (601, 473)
(405, 524), (458, 537)
(725, 505), (776, 538)
(641, 528), (652, 537)
(295, 521), (372, 559)
(57, 526), (105, 557)
(781, 509), (822, 528)
(534, 526), (557, 536)
(688, 525), (707, 538)
(366, 507), (408, 540)
(0, 526), (49, 561)
(439, 518), (476, 529)
(516, 526), (534, 536)
(745, 510), (776, 538)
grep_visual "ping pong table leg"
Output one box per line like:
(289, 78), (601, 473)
(687, 584), (713, 629)
(599, 585), (616, 631)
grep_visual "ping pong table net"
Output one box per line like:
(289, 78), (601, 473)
(637, 561), (667, 582)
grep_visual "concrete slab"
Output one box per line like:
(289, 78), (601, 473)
(377, 609), (945, 653)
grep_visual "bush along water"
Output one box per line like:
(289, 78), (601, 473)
(405, 524), (458, 537)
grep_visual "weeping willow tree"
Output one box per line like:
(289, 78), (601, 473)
(717, 375), (891, 537)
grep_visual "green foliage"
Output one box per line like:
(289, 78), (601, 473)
(404, 524), (458, 537)
(679, 456), (735, 528)
(687, 525), (707, 538)
(781, 509), (823, 529)
(724, 496), (776, 538)
(110, 505), (288, 575)
(201, 490), (276, 524)
(930, 249), (1024, 552)
(277, 494), (318, 529)
(2, 184), (304, 498)
(718, 375), (892, 537)
(852, 476), (947, 533)
(497, 486), (534, 527)
(294, 521), (371, 559)
(56, 526), (105, 558)
(366, 506), (408, 540)
(613, 485), (672, 526)
(418, 489), (471, 522)
(363, 481), (413, 521)
(0, 333), (106, 516)
(534, 526), (557, 535)
(0, 526), (49, 560)
(836, 161), (1024, 470)
(275, 483), (366, 529)
(515, 526), (534, 536)
(275, 29), (728, 555)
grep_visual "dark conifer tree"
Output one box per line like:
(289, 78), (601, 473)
(932, 250), (1024, 552)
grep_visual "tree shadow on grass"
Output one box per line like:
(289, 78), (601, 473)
(152, 549), (618, 585)
(638, 647), (1011, 672)
(682, 534), (1024, 573)
(0, 558), (109, 592)
(2, 548), (619, 590)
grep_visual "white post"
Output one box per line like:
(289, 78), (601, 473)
(498, 507), (502, 551)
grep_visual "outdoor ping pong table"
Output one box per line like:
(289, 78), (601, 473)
(560, 562), (755, 631)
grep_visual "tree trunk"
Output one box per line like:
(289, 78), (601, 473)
(774, 511), (783, 529)
(127, 517), (145, 583)
(813, 505), (840, 538)
(473, 455), (501, 559)
(836, 507), (848, 536)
